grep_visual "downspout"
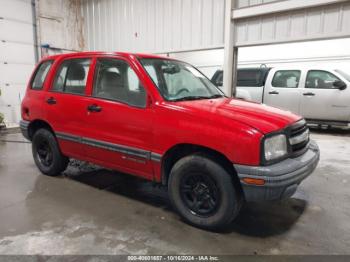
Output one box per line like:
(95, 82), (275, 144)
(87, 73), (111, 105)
(31, 0), (39, 63)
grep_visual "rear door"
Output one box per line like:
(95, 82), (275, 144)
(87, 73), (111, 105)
(44, 57), (93, 158)
(83, 56), (154, 179)
(300, 70), (350, 122)
(263, 69), (302, 114)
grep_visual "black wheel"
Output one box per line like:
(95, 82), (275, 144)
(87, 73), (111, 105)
(32, 128), (69, 176)
(168, 155), (242, 229)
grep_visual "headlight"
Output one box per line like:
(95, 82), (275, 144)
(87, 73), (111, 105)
(264, 134), (288, 161)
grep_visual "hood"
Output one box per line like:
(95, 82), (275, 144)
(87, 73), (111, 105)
(171, 98), (302, 134)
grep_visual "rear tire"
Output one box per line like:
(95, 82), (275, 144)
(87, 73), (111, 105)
(168, 154), (242, 229)
(32, 128), (69, 176)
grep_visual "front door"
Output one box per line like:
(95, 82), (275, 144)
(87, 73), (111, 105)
(300, 70), (350, 122)
(263, 69), (302, 115)
(83, 57), (154, 179)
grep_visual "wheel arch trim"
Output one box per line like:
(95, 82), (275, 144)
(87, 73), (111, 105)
(160, 143), (241, 191)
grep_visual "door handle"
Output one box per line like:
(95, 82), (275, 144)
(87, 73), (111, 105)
(303, 92), (315, 96)
(46, 97), (56, 105)
(269, 91), (279, 95)
(87, 104), (102, 112)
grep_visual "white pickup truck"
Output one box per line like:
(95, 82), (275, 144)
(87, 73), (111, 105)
(211, 67), (350, 127)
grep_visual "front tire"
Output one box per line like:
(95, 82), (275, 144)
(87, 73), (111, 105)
(32, 128), (69, 176)
(168, 155), (242, 229)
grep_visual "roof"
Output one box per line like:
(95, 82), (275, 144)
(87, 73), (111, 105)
(42, 51), (171, 61)
(266, 65), (345, 71)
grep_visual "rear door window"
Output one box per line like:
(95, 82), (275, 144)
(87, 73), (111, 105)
(31, 61), (53, 90)
(272, 70), (301, 88)
(52, 58), (91, 95)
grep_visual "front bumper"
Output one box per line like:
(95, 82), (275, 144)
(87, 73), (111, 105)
(235, 140), (320, 202)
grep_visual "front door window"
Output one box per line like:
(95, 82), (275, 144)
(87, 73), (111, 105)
(93, 58), (147, 108)
(306, 70), (341, 89)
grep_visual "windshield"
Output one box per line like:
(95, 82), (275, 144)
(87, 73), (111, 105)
(335, 69), (350, 82)
(139, 58), (225, 101)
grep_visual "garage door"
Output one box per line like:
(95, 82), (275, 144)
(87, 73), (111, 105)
(0, 0), (36, 126)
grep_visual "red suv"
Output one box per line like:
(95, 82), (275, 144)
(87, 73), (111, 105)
(20, 52), (320, 229)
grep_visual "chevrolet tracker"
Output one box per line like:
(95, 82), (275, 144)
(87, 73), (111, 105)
(20, 52), (320, 229)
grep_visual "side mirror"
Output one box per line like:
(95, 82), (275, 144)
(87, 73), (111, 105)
(333, 80), (347, 90)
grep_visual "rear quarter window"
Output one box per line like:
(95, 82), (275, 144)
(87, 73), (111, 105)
(31, 61), (53, 90)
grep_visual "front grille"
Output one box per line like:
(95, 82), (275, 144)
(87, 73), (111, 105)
(289, 120), (309, 153)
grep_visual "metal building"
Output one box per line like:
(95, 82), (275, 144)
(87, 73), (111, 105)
(81, 0), (226, 53)
(223, 0), (350, 96)
(1, 0), (350, 125)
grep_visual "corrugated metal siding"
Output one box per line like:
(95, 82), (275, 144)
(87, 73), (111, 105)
(38, 0), (85, 54)
(82, 0), (225, 53)
(234, 1), (350, 46)
(234, 0), (281, 9)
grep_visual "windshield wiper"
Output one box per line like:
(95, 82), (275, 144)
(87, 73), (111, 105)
(170, 94), (225, 102)
(170, 96), (212, 102)
(207, 94), (225, 99)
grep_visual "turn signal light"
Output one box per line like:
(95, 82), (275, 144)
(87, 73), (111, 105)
(242, 178), (265, 186)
